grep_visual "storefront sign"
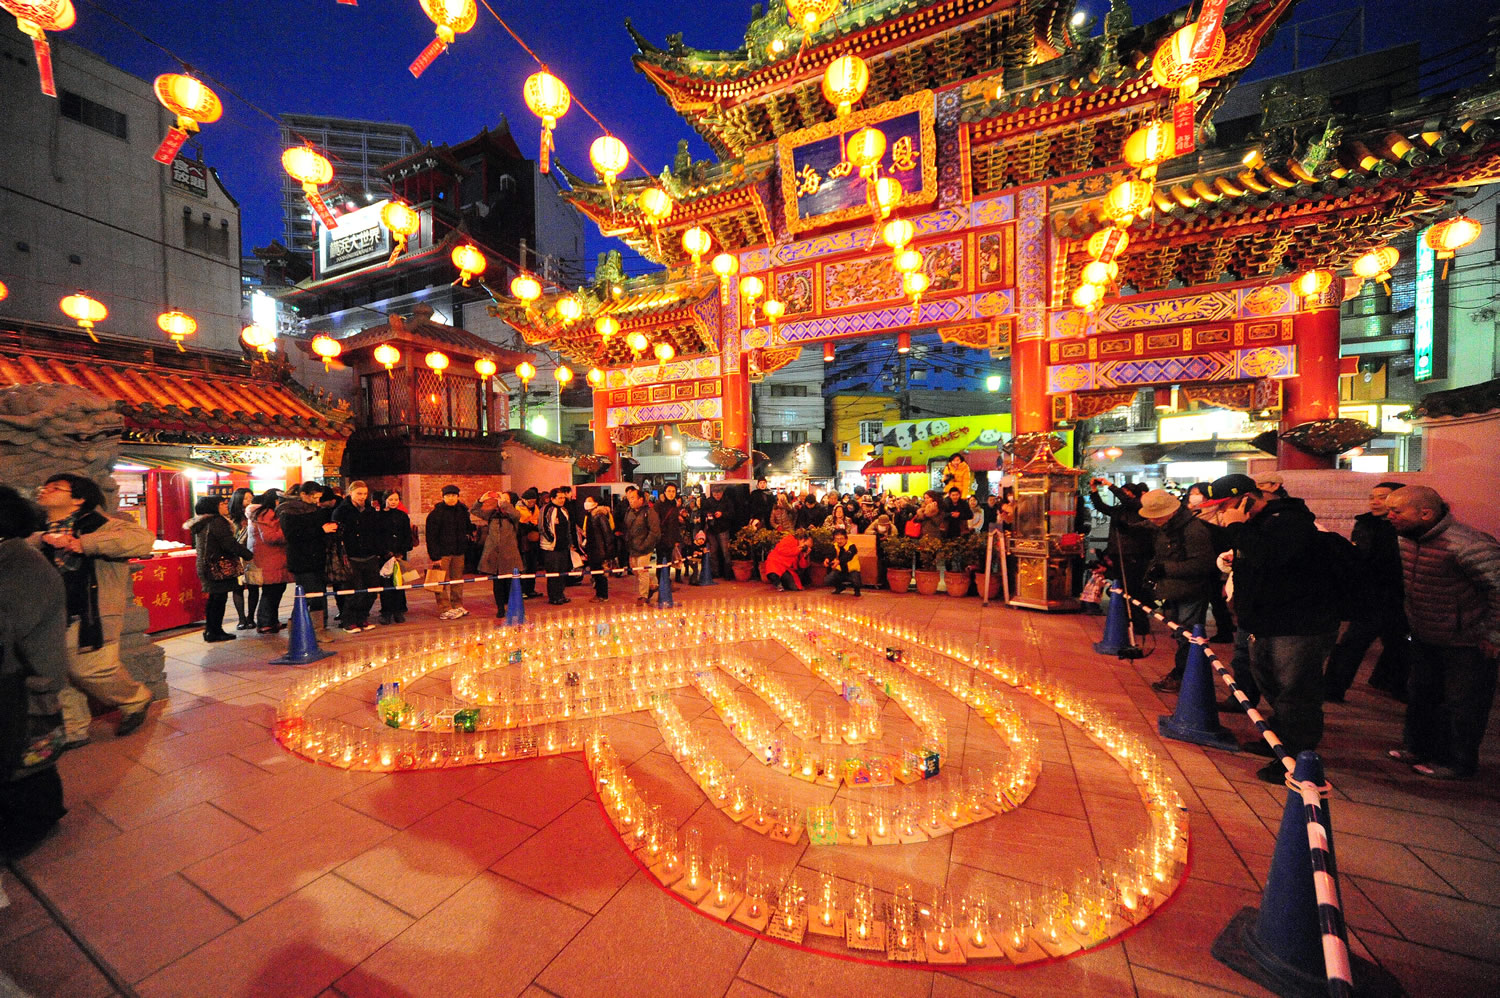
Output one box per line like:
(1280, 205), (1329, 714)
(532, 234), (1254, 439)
(170, 156), (209, 196)
(777, 91), (936, 233)
(879, 413), (1012, 461)
(315, 200), (391, 278)
(1157, 409), (1265, 443)
(1415, 228), (1435, 381)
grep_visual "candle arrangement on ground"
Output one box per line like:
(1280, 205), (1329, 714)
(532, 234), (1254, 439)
(273, 597), (1189, 966)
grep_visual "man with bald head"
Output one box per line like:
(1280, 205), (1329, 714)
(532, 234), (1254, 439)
(1385, 486), (1500, 780)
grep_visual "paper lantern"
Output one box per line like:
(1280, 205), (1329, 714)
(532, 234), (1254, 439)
(1151, 22), (1224, 99)
(1294, 269), (1334, 301)
(1352, 246), (1399, 294)
(474, 356), (497, 382)
(2, 0), (74, 96)
(555, 364), (573, 386)
(595, 315), (620, 341)
(586, 367), (604, 387)
(903, 271), (929, 319)
(283, 147), (337, 228)
(896, 331), (911, 354)
(311, 333), (342, 370)
(1102, 178), (1154, 227)
(516, 360), (536, 384)
(1071, 283), (1104, 311)
(872, 176), (903, 219)
(0, 279), (7, 302)
(381, 201), (420, 264)
(637, 187), (673, 224)
(845, 127), (886, 178)
(681, 227), (712, 271)
(882, 218), (915, 252)
(450, 243), (486, 286)
(653, 342), (674, 364)
(1424, 216), (1480, 277)
(823, 341), (835, 363)
(1122, 120), (1175, 178)
(1104, 446), (1124, 460)
(524, 71), (571, 173)
(822, 55), (869, 117)
(511, 273), (542, 307)
(1081, 260), (1118, 285)
(425, 351), (450, 380)
(894, 248), (923, 274)
(556, 295), (582, 324)
(711, 252), (739, 303)
(59, 291), (105, 341)
(590, 135), (629, 187)
(628, 331), (649, 355)
(410, 0), (477, 78)
(241, 324), (276, 355)
(785, 0), (839, 30)
(740, 275), (764, 301)
(152, 74), (222, 164)
(1087, 227), (1128, 262)
(373, 342), (401, 371)
(762, 299), (785, 326)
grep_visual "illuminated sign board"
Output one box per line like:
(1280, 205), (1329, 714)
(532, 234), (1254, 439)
(170, 156), (208, 196)
(1415, 227), (1434, 381)
(315, 200), (391, 278)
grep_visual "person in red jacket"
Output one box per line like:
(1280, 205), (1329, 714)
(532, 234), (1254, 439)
(764, 530), (811, 592)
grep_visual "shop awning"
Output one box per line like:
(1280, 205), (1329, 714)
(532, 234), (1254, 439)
(0, 351), (351, 441)
(860, 458), (925, 476)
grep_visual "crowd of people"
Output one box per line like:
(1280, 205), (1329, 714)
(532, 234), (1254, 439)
(1088, 471), (1500, 784)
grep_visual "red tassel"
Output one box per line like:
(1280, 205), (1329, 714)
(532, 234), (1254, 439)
(409, 36), (446, 79)
(153, 127), (189, 165)
(539, 129), (552, 175)
(33, 36), (56, 98)
(306, 192), (338, 229)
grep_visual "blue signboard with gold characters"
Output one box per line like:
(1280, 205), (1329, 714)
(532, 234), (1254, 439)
(777, 90), (937, 234)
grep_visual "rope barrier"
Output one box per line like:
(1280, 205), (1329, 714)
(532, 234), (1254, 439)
(1107, 586), (1355, 997)
(323, 553), (707, 597)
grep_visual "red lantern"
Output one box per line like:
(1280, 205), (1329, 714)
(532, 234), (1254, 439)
(152, 74), (222, 164)
(410, 0), (477, 78)
(381, 201), (420, 265)
(283, 147), (337, 228)
(2, 0), (74, 97)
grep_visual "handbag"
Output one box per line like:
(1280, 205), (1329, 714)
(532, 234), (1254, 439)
(903, 519), (922, 539)
(207, 555), (240, 581)
(324, 536), (354, 585)
(0, 638), (65, 780)
(423, 565), (448, 589)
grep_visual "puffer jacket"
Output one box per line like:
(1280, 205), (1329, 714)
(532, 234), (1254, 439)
(622, 503), (660, 558)
(1148, 505), (1220, 602)
(1399, 513), (1500, 647)
(276, 496), (330, 576)
(244, 504), (288, 585)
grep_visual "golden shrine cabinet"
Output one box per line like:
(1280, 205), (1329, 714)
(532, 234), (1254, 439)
(1006, 443), (1085, 612)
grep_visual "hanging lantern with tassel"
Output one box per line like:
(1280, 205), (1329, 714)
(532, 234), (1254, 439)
(1294, 268), (1334, 305)
(59, 291), (105, 341)
(282, 146), (337, 228)
(589, 135), (629, 199)
(903, 271), (929, 321)
(740, 275), (764, 322)
(450, 243), (486, 286)
(156, 309), (196, 352)
(373, 342), (401, 372)
(511, 273), (542, 309)
(586, 367), (604, 387)
(410, 0), (477, 78)
(871, 176), (903, 220)
(523, 70), (570, 174)
(474, 356), (497, 383)
(152, 74), (222, 164)
(822, 54), (869, 118)
(241, 324), (276, 357)
(762, 298), (785, 328)
(2, 0), (74, 97)
(1352, 247), (1399, 295)
(311, 333), (342, 371)
(381, 201), (421, 266)
(426, 350), (450, 381)
(711, 252), (739, 304)
(556, 295), (582, 325)
(682, 227), (712, 274)
(1424, 216), (1481, 278)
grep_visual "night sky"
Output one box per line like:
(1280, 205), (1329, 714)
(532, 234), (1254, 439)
(64, 0), (1480, 277)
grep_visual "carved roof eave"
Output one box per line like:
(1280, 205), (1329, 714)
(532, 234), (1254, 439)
(562, 173), (774, 267)
(493, 278), (720, 367)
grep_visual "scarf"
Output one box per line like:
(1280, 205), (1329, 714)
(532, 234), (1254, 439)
(45, 508), (106, 652)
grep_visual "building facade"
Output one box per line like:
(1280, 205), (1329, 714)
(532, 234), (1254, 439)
(277, 114), (422, 261)
(0, 35), (244, 352)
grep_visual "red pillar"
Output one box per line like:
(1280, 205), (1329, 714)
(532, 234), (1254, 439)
(1279, 302), (1342, 470)
(1012, 336), (1052, 434)
(721, 369), (753, 481)
(592, 385), (619, 483)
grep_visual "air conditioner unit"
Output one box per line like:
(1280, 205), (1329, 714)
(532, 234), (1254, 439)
(840, 442), (850, 456)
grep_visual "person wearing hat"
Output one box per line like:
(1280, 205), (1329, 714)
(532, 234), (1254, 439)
(516, 488), (542, 599)
(1088, 478), (1155, 637)
(702, 482), (735, 579)
(1203, 472), (1340, 782)
(425, 485), (471, 619)
(1138, 489), (1221, 692)
(1254, 471), (1287, 501)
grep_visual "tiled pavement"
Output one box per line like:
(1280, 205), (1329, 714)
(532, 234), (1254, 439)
(3, 580), (1497, 998)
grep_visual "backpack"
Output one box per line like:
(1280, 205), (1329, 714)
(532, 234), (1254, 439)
(1317, 528), (1369, 621)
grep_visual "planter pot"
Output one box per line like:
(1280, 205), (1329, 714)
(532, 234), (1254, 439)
(914, 569), (941, 596)
(946, 571), (973, 598)
(731, 560), (755, 582)
(888, 572), (913, 594)
(808, 564), (829, 588)
(980, 571), (1002, 600)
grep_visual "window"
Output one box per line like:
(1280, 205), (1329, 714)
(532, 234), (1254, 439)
(768, 383), (808, 397)
(183, 216), (231, 257)
(858, 420), (884, 444)
(773, 430), (808, 443)
(59, 90), (128, 140)
(910, 369), (927, 382)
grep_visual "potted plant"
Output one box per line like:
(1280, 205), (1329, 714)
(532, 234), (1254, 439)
(807, 527), (835, 588)
(882, 536), (916, 593)
(970, 531), (1003, 599)
(914, 536), (943, 595)
(943, 536), (974, 598)
(729, 526), (758, 582)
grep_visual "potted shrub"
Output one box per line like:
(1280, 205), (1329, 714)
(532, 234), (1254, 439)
(914, 536), (943, 595)
(729, 526), (758, 582)
(882, 536), (916, 593)
(943, 536), (974, 598)
(965, 531), (1002, 599)
(807, 527), (835, 588)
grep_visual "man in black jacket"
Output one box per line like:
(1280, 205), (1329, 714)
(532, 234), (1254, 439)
(1325, 481), (1408, 701)
(747, 478), (775, 529)
(793, 492), (827, 530)
(426, 485), (471, 619)
(702, 483), (734, 579)
(538, 487), (575, 605)
(332, 481), (386, 632)
(1089, 479), (1154, 636)
(622, 487), (661, 602)
(1206, 473), (1340, 782)
(655, 484), (683, 581)
(1140, 490), (1220, 693)
(277, 482), (337, 629)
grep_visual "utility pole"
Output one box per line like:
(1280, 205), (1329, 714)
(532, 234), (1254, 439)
(895, 350), (910, 419)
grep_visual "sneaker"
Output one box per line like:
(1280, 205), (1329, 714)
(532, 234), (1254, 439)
(1150, 676), (1181, 693)
(437, 609), (458, 620)
(116, 707), (149, 737)
(1414, 764), (1473, 781)
(393, 614), (405, 623)
(360, 623), (379, 632)
(342, 625), (364, 634)
(1387, 747), (1421, 764)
